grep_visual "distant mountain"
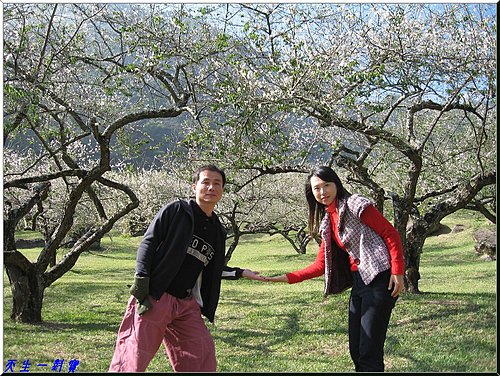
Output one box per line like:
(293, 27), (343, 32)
(111, 115), (189, 169)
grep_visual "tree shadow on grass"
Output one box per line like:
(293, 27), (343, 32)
(85, 250), (135, 261)
(32, 320), (118, 333)
(220, 290), (321, 308)
(393, 291), (496, 341)
(4, 319), (120, 345)
(213, 308), (348, 355)
(386, 291), (496, 372)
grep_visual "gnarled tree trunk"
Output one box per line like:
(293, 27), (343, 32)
(5, 263), (45, 323)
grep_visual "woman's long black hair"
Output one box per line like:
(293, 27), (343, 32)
(305, 166), (348, 236)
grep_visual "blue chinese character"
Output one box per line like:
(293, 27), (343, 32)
(3, 359), (17, 373)
(68, 359), (80, 373)
(52, 359), (64, 372)
(20, 359), (31, 373)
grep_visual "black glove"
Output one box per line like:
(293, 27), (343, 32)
(129, 276), (152, 315)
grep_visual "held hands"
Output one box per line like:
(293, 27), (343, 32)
(241, 269), (268, 281)
(241, 269), (289, 283)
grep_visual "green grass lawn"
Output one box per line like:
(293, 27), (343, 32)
(3, 212), (497, 373)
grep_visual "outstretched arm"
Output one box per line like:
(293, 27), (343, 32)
(265, 274), (289, 283)
(260, 241), (327, 284)
(222, 266), (268, 281)
(241, 269), (268, 281)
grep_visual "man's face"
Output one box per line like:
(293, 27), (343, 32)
(193, 169), (224, 205)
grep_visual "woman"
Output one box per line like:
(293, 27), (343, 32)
(266, 166), (404, 372)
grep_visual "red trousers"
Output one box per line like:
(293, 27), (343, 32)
(109, 293), (216, 372)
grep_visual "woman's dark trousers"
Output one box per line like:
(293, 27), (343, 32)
(348, 269), (397, 372)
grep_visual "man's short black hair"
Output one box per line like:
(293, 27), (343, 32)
(193, 165), (226, 186)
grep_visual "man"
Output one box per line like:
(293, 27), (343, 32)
(109, 165), (264, 372)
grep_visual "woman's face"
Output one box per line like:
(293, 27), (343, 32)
(310, 175), (337, 206)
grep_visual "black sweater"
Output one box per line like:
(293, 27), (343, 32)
(135, 199), (240, 322)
